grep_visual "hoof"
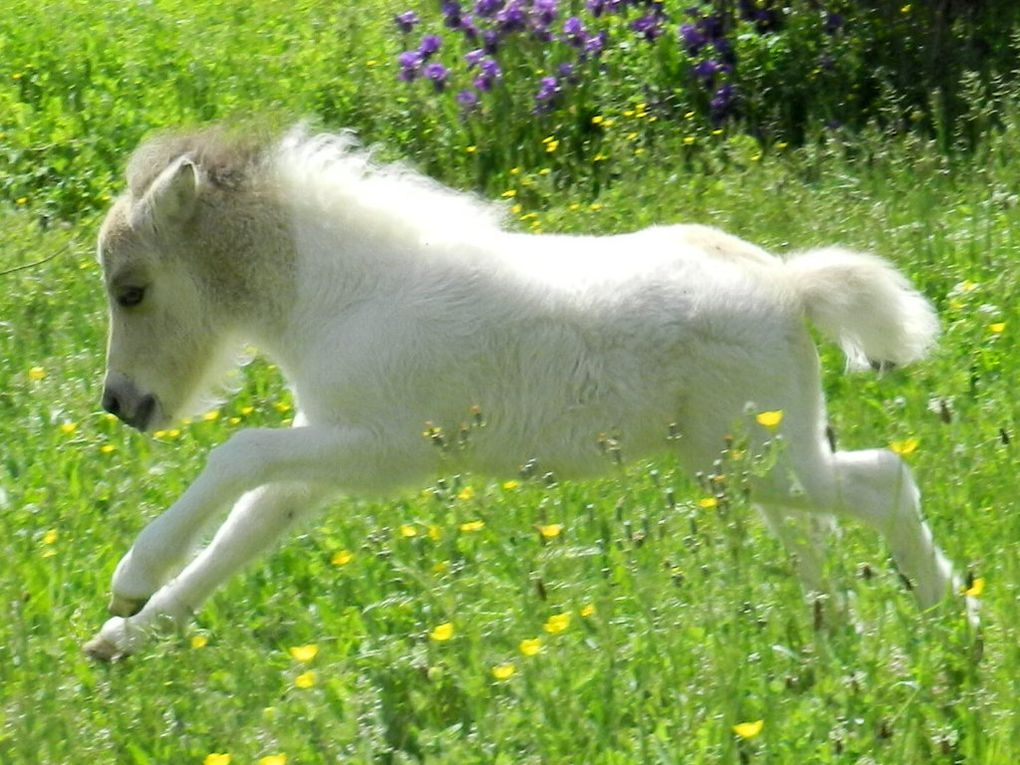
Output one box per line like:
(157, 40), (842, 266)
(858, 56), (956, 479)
(109, 593), (148, 617)
(83, 634), (126, 662)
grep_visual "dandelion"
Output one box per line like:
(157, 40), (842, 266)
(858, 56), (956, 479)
(755, 410), (784, 430)
(519, 638), (542, 656)
(543, 612), (571, 634)
(963, 577), (985, 598)
(460, 520), (485, 532)
(697, 497), (718, 509)
(274, 401), (292, 414)
(683, 136), (696, 145)
(399, 523), (419, 538)
(464, 143), (478, 153)
(240, 405), (255, 416)
(989, 322), (1005, 333)
(591, 115), (605, 125)
(294, 671), (316, 689)
(545, 139), (560, 153)
(430, 622), (455, 641)
(15, 196), (28, 205)
(191, 634), (209, 649)
(889, 437), (919, 456)
(60, 422), (77, 435)
(204, 755), (231, 765)
(427, 524), (442, 541)
(289, 644), (319, 662)
(501, 189), (517, 198)
(331, 549), (353, 566)
(491, 663), (516, 681)
(733, 720), (764, 739)
(42, 529), (57, 545)
(100, 444), (116, 455)
(28, 366), (46, 381)
(202, 410), (221, 423)
(579, 603), (596, 618)
(456, 486), (475, 501)
(259, 756), (287, 765)
(538, 523), (562, 538)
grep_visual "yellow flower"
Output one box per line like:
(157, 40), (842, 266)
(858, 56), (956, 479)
(167, 429), (181, 439)
(15, 196), (27, 205)
(399, 524), (418, 538)
(989, 322), (1005, 333)
(274, 401), (292, 414)
(963, 577), (985, 598)
(432, 560), (450, 575)
(465, 145), (477, 154)
(502, 480), (519, 490)
(889, 437), (919, 456)
(60, 422), (77, 435)
(579, 603), (596, 618)
(240, 405), (255, 416)
(42, 529), (57, 545)
(591, 115), (605, 125)
(331, 549), (353, 566)
(545, 139), (560, 153)
(755, 410), (784, 430)
(191, 634), (209, 649)
(543, 612), (571, 634)
(202, 410), (221, 422)
(294, 671), (316, 689)
(430, 622), (455, 641)
(501, 189), (517, 198)
(733, 720), (764, 739)
(289, 644), (319, 662)
(204, 755), (231, 765)
(456, 486), (475, 501)
(459, 520), (485, 532)
(427, 525), (442, 541)
(519, 638), (542, 656)
(697, 497), (718, 509)
(259, 756), (287, 765)
(28, 366), (46, 381)
(538, 523), (563, 538)
(683, 136), (696, 145)
(900, 4), (911, 13)
(491, 663), (516, 681)
(100, 444), (116, 455)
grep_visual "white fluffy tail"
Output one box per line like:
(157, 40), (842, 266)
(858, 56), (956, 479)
(785, 248), (939, 370)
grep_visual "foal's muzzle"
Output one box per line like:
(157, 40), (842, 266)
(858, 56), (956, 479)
(101, 376), (160, 432)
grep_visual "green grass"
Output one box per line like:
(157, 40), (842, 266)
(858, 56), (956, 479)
(2, 2), (1019, 763)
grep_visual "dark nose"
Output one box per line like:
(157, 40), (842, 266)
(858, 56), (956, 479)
(101, 383), (158, 431)
(101, 388), (122, 418)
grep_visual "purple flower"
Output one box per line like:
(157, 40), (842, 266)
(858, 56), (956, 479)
(824, 13), (844, 35)
(482, 29), (500, 54)
(583, 31), (607, 58)
(456, 89), (480, 110)
(465, 48), (486, 69)
(394, 11), (419, 34)
(536, 75), (559, 103)
(497, 2), (527, 33)
(397, 50), (423, 81)
(710, 83), (736, 122)
(475, 0), (502, 18)
(424, 62), (450, 91)
(474, 58), (502, 91)
(563, 16), (585, 46)
(631, 13), (663, 42)
(442, 1), (465, 29)
(586, 0), (606, 17)
(419, 35), (443, 58)
(534, 0), (558, 27)
(679, 24), (705, 55)
(693, 59), (723, 84)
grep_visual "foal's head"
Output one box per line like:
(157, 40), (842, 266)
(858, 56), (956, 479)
(97, 129), (276, 431)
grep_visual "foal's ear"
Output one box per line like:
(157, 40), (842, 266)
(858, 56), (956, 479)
(131, 155), (201, 232)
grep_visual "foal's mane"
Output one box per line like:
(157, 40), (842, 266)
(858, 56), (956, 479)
(274, 127), (508, 245)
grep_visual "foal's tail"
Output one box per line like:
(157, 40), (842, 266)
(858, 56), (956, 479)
(784, 247), (939, 370)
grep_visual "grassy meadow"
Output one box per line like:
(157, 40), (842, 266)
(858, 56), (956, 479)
(1, 1), (1018, 763)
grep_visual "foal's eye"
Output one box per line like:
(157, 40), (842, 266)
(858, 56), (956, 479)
(117, 286), (147, 308)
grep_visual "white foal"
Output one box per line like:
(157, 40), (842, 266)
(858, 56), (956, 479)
(85, 126), (972, 660)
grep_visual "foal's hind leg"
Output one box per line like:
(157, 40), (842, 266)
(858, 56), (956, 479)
(829, 448), (959, 609)
(756, 503), (837, 602)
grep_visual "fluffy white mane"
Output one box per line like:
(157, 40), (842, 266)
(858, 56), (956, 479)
(273, 127), (507, 247)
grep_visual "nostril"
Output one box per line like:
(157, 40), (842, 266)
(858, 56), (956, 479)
(102, 389), (122, 418)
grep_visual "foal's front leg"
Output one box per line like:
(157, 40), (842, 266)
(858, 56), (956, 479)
(84, 425), (410, 660)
